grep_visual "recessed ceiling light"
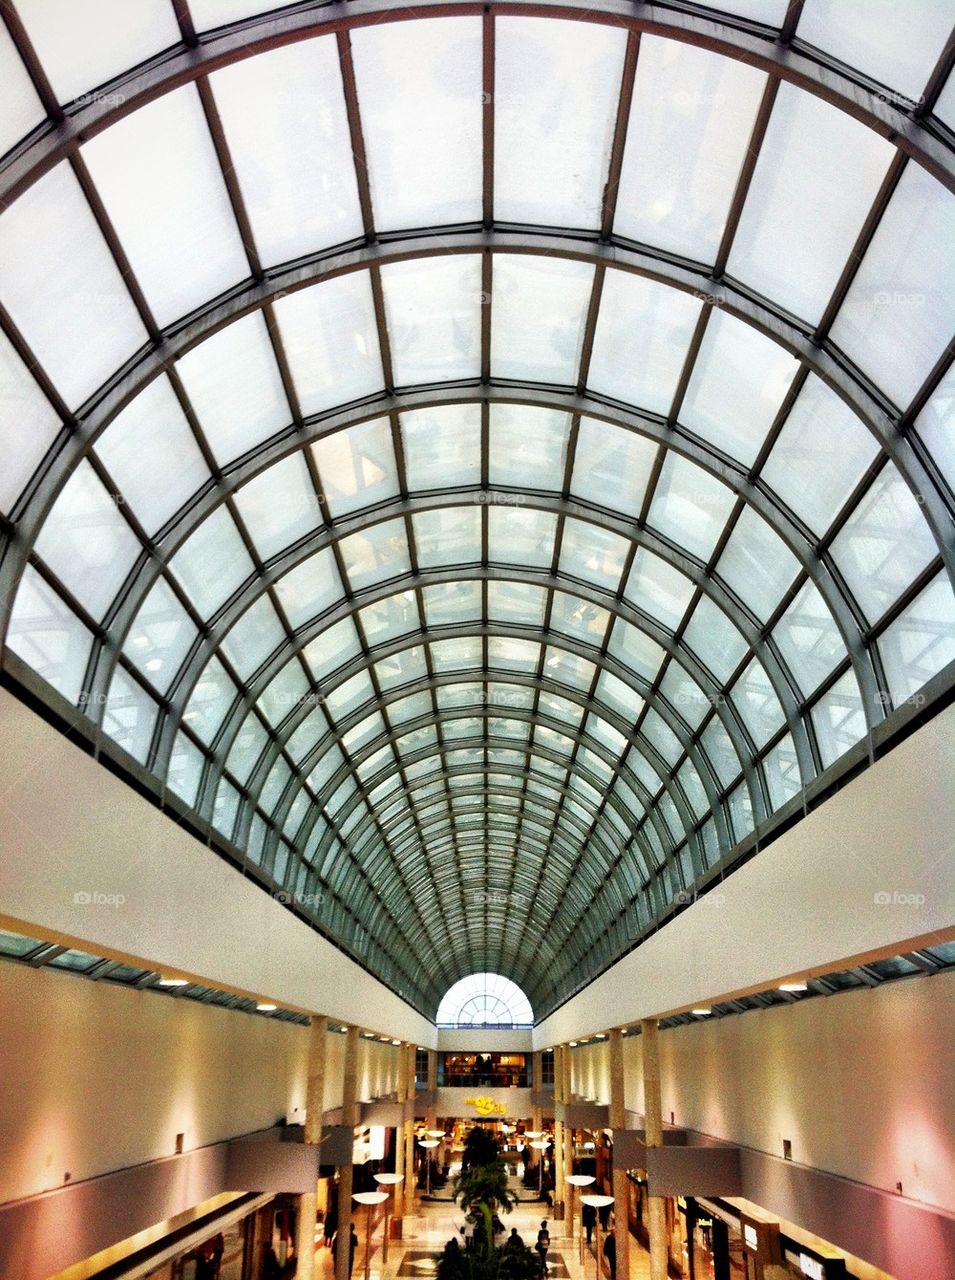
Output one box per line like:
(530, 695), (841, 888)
(257, 1003), (277, 1012)
(692, 1008), (712, 1016)
(779, 982), (808, 993)
(159, 978), (189, 988)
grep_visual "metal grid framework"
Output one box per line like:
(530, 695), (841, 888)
(0, 0), (953, 1020)
(435, 971), (534, 1027)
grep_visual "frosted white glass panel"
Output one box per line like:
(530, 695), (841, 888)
(272, 549), (342, 630)
(488, 637), (539, 674)
(351, 18), (483, 229)
(648, 453), (735, 561)
(6, 565), (94, 703)
(488, 405), (570, 490)
(625, 548), (695, 631)
(312, 419), (398, 518)
(382, 255), (482, 385)
(81, 86), (248, 326)
(797, 0), (952, 100)
(258, 658), (309, 727)
(615, 37), (766, 261)
(914, 365), (955, 495)
(831, 464), (939, 624)
(168, 731), (206, 805)
(211, 37), (362, 265)
(772, 580), (847, 697)
(401, 404), (482, 490)
(0, 326), (61, 514)
(233, 453), (322, 562)
(423, 580), (481, 625)
(681, 312), (798, 464)
(337, 519), (411, 590)
(170, 506), (255, 618)
(221, 595), (286, 679)
(703, 0), (789, 20)
(543, 645), (596, 693)
(103, 667), (158, 765)
(34, 460), (142, 621)
(606, 620), (665, 682)
(559, 518), (631, 592)
(0, 23), (45, 164)
(717, 508), (800, 621)
(182, 655), (236, 746)
(730, 86), (893, 323)
(95, 376), (209, 533)
(570, 418), (657, 518)
(375, 645), (428, 691)
(549, 591), (610, 648)
(495, 18), (626, 227)
(0, 165), (147, 407)
(659, 663), (710, 730)
(701, 717), (745, 790)
(731, 659), (785, 748)
(595, 670), (645, 723)
(683, 595), (748, 683)
(413, 506), (482, 567)
(811, 668), (867, 770)
(487, 506), (557, 568)
(16, 0), (179, 105)
(491, 255), (593, 384)
(488, 580), (547, 628)
(762, 731), (802, 808)
(275, 274), (383, 413)
(359, 593), (419, 645)
(934, 65), (955, 131)
(588, 271), (701, 413)
(829, 164), (955, 408)
(878, 572), (955, 706)
(124, 576), (198, 694)
(760, 375), (880, 534)
(303, 617), (362, 683)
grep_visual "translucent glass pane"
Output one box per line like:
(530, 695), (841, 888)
(543, 645), (596, 693)
(233, 453), (322, 563)
(731, 659), (786, 748)
(488, 405), (570, 490)
(701, 717), (745, 790)
(312, 419), (398, 518)
(258, 658), (310, 728)
(337, 518), (411, 590)
(430, 636), (482, 674)
(595, 670), (645, 723)
(614, 37), (766, 262)
(175, 312), (289, 465)
(226, 713), (270, 785)
(607, 620), (665, 683)
(660, 663), (711, 730)
(829, 164), (955, 409)
(683, 596), (748, 684)
(170, 506), (255, 619)
(491, 255), (593, 384)
(95, 375), (210, 534)
(877, 571), (955, 706)
(81, 86), (248, 326)
(124, 576), (198, 694)
(275, 274), (384, 414)
(772, 580), (847, 697)
(359, 594), (419, 646)
(831, 464), (939, 624)
(549, 591), (611, 647)
(681, 312), (799, 465)
(413, 506), (482, 567)
(559, 518), (631, 592)
(5, 565), (94, 703)
(0, 23), (45, 159)
(0, 164), (147, 407)
(402, 404), (482, 490)
(351, 17), (483, 229)
(272, 549), (343, 630)
(303, 617), (362, 682)
(488, 580), (547, 628)
(182, 656), (236, 746)
(103, 667), (158, 764)
(383, 255), (482, 386)
(324, 670), (376, 724)
(717, 507), (801, 621)
(914, 365), (955, 495)
(570, 418), (656, 519)
(210, 36), (362, 265)
(0, 328), (61, 517)
(488, 637), (540, 674)
(760, 375), (880, 534)
(34, 460), (142, 621)
(423, 580), (481, 626)
(811, 668), (867, 770)
(221, 595), (286, 680)
(625, 548), (696, 631)
(495, 17), (626, 227)
(487, 506), (557, 568)
(729, 86), (893, 323)
(375, 645), (428, 691)
(589, 272), (701, 413)
(648, 453), (735, 561)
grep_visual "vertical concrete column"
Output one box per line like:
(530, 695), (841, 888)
(336, 1025), (360, 1280)
(552, 1044), (564, 1212)
(403, 1043), (416, 1216)
(532, 1050), (543, 1133)
(609, 1029), (630, 1280)
(562, 1042), (574, 1235)
(298, 1015), (329, 1280)
(394, 1038), (408, 1225)
(641, 1019), (667, 1280)
(426, 1049), (438, 1127)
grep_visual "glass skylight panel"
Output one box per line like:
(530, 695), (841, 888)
(660, 663), (711, 730)
(829, 163), (955, 409)
(16, 0), (180, 106)
(680, 312), (799, 465)
(914, 366), (955, 495)
(810, 668), (867, 770)
(647, 453), (735, 562)
(103, 667), (158, 765)
(729, 86), (893, 324)
(375, 645), (428, 691)
(585, 713), (628, 759)
(491, 255), (593, 385)
(495, 18), (626, 227)
(169, 506), (255, 619)
(233, 454), (322, 564)
(488, 405), (570, 490)
(359, 594), (419, 647)
(830, 464), (940, 624)
(388, 691), (432, 729)
(260, 756), (293, 812)
(214, 775), (240, 836)
(595, 670), (645, 724)
(542, 646), (596, 693)
(0, 326), (61, 516)
(226, 713), (270, 785)
(796, 0), (953, 101)
(730, 659), (786, 748)
(175, 313), (289, 465)
(677, 761), (709, 821)
(272, 549), (342, 630)
(641, 709), (682, 767)
(34, 460), (142, 621)
(488, 580), (547, 628)
(95, 376), (209, 534)
(489, 682), (535, 712)
(401, 405), (482, 490)
(488, 637), (540, 674)
(167, 731), (206, 806)
(760, 374), (880, 535)
(312, 419), (399, 519)
(257, 657), (309, 727)
(430, 636), (482, 674)
(351, 17), (483, 229)
(382, 256), (483, 386)
(559, 519), (631, 593)
(772, 580), (848, 698)
(303, 617), (363, 683)
(182, 656), (236, 747)
(0, 22), (45, 158)
(337, 519), (411, 591)
(342, 710), (385, 757)
(683, 595), (748, 684)
(934, 65), (955, 131)
(274, 274), (384, 414)
(588, 273), (701, 414)
(625, 548), (696, 632)
(324, 670), (376, 725)
(487, 506), (557, 569)
(423, 581), (482, 626)
(124, 576), (198, 694)
(717, 508), (801, 621)
(877, 571), (955, 706)
(221, 595), (286, 680)
(614, 37), (766, 262)
(0, 164), (148, 408)
(307, 744), (345, 798)
(570, 418), (658, 518)
(5, 565), (93, 704)
(413, 506), (482, 567)
(81, 86), (249, 327)
(210, 37), (362, 265)
(549, 592), (611, 646)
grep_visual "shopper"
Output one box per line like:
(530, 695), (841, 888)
(582, 1202), (596, 1245)
(603, 1233), (616, 1280)
(536, 1220), (550, 1274)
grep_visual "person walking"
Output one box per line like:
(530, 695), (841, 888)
(536, 1220), (551, 1275)
(582, 1201), (596, 1246)
(603, 1233), (616, 1280)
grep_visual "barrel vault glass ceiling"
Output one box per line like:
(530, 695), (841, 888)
(0, 0), (953, 1021)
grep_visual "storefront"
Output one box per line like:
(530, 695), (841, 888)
(687, 1200), (851, 1280)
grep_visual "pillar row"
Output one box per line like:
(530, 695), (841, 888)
(609, 1028), (630, 1280)
(641, 1019), (667, 1280)
(336, 1025), (360, 1280)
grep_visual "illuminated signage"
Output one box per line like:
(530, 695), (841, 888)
(799, 1255), (824, 1280)
(464, 1095), (508, 1116)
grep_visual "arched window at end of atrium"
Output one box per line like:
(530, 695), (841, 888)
(436, 973), (534, 1028)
